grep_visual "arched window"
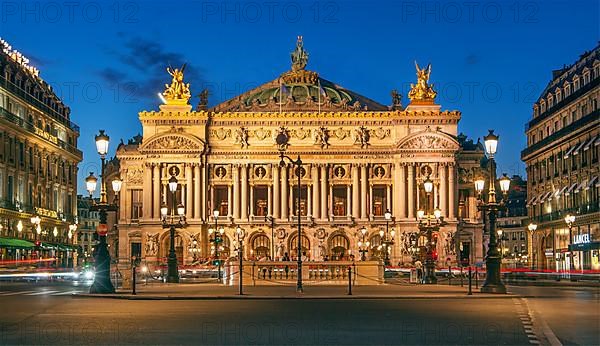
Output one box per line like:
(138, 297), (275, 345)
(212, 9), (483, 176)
(369, 234), (384, 260)
(251, 234), (271, 259)
(289, 234), (310, 258)
(329, 234), (350, 260)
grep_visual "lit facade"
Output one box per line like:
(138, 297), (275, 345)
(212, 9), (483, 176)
(0, 38), (82, 267)
(522, 44), (600, 272)
(114, 39), (478, 270)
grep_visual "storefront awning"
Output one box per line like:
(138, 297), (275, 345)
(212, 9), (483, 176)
(588, 176), (599, 190)
(555, 185), (569, 198)
(539, 191), (553, 203)
(0, 237), (35, 249)
(563, 145), (576, 159)
(526, 195), (537, 206)
(583, 135), (598, 151)
(565, 182), (578, 196)
(572, 141), (587, 156)
(574, 180), (587, 193)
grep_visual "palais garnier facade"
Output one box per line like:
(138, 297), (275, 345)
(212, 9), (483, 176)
(106, 37), (486, 269)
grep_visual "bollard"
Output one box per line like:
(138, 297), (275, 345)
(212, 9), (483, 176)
(348, 266), (352, 295)
(460, 266), (464, 287)
(448, 265), (452, 286)
(475, 267), (479, 288)
(132, 264), (137, 295)
(468, 267), (472, 295)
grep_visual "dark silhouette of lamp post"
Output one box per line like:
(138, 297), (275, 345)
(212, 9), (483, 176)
(358, 226), (369, 261)
(86, 130), (121, 294)
(265, 215), (275, 260)
(276, 132), (304, 293)
(210, 209), (224, 282)
(379, 210), (395, 266)
(474, 130), (511, 294)
(160, 174), (185, 283)
(416, 174), (444, 284)
(527, 222), (537, 270)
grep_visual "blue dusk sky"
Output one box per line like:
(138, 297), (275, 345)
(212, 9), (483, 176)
(2, 0), (598, 194)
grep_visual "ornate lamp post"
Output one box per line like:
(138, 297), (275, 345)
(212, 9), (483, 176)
(379, 210), (395, 265)
(358, 226), (369, 261)
(265, 215), (275, 260)
(160, 174), (185, 283)
(87, 130), (121, 294)
(30, 215), (41, 241)
(417, 175), (444, 284)
(235, 225), (245, 294)
(209, 209), (224, 282)
(276, 132), (304, 293)
(527, 223), (537, 269)
(474, 130), (511, 294)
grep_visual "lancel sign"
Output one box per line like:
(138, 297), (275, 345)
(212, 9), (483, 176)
(573, 234), (591, 245)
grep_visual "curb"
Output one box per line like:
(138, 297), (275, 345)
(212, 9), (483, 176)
(72, 293), (519, 300)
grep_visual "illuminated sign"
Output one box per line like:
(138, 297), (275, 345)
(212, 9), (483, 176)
(573, 234), (590, 245)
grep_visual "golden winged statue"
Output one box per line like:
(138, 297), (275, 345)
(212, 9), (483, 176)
(163, 64), (191, 105)
(408, 61), (437, 103)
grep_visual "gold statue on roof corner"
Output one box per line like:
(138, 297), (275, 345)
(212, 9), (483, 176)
(408, 61), (437, 104)
(163, 64), (191, 105)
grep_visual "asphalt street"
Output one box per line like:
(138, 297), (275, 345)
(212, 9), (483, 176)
(0, 281), (598, 345)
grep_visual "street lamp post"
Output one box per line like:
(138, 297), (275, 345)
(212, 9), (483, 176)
(210, 209), (224, 282)
(160, 174), (185, 283)
(380, 210), (395, 266)
(87, 130), (121, 294)
(235, 226), (245, 295)
(276, 132), (304, 293)
(358, 227), (369, 261)
(265, 215), (275, 260)
(417, 175), (444, 284)
(564, 215), (575, 274)
(527, 223), (537, 270)
(474, 130), (511, 294)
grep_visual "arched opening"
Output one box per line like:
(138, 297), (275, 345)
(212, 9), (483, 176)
(160, 232), (185, 265)
(251, 233), (271, 260)
(288, 234), (311, 260)
(329, 234), (350, 260)
(211, 235), (231, 260)
(369, 234), (385, 260)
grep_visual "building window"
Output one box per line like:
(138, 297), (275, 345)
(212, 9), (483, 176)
(329, 234), (350, 260)
(253, 185), (268, 217)
(131, 189), (143, 220)
(292, 185), (308, 216)
(372, 186), (387, 216)
(214, 185), (228, 216)
(332, 186), (347, 216)
(251, 234), (270, 259)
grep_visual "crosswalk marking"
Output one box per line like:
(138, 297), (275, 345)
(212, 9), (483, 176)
(0, 290), (36, 296)
(27, 290), (60, 295)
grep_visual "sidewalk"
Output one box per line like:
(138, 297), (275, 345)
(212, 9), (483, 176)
(73, 282), (518, 300)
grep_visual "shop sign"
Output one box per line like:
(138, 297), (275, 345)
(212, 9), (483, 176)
(573, 234), (590, 244)
(544, 248), (553, 257)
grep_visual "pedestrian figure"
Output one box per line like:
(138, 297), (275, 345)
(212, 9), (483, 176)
(415, 260), (423, 284)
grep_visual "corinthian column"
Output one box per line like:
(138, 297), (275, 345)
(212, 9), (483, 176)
(408, 164), (415, 219)
(241, 165), (248, 220)
(272, 165), (280, 219)
(440, 163), (448, 218)
(153, 164), (160, 220)
(449, 164), (456, 219)
(320, 165), (327, 220)
(352, 165), (360, 218)
(360, 164), (367, 219)
(194, 164), (201, 219)
(186, 164), (193, 219)
(399, 164), (406, 218)
(281, 165), (288, 219)
(312, 165), (320, 219)
(233, 165), (240, 219)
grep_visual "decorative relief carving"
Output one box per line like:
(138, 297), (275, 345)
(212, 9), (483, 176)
(211, 128), (231, 140)
(334, 127), (350, 140)
(126, 167), (143, 185)
(234, 127), (249, 148)
(404, 135), (453, 150)
(313, 126), (329, 149)
(145, 233), (159, 256)
(373, 127), (390, 140)
(145, 135), (201, 151)
(251, 127), (271, 141)
(291, 127), (311, 140)
(353, 126), (370, 148)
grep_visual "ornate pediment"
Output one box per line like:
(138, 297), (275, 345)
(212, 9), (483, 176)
(397, 128), (459, 152)
(140, 133), (205, 153)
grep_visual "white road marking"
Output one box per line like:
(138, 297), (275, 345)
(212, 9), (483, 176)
(522, 298), (563, 346)
(52, 291), (79, 295)
(0, 290), (36, 296)
(26, 290), (60, 295)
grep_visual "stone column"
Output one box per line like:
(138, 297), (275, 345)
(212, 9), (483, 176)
(360, 164), (367, 219)
(346, 185), (351, 216)
(312, 165), (320, 219)
(449, 164), (456, 219)
(227, 185), (232, 218)
(272, 165), (280, 218)
(369, 184), (373, 218)
(386, 185), (391, 212)
(433, 182), (438, 209)
(320, 165), (327, 220)
(249, 183), (254, 217)
(440, 164), (448, 218)
(281, 166), (288, 219)
(307, 185), (312, 217)
(233, 165), (240, 219)
(408, 164), (415, 219)
(202, 163), (208, 220)
(153, 164), (161, 220)
(186, 164), (193, 219)
(241, 165), (248, 220)
(399, 164), (406, 218)
(267, 185), (272, 217)
(352, 165), (360, 218)
(143, 164), (152, 220)
(194, 164), (201, 219)
(119, 178), (127, 222)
